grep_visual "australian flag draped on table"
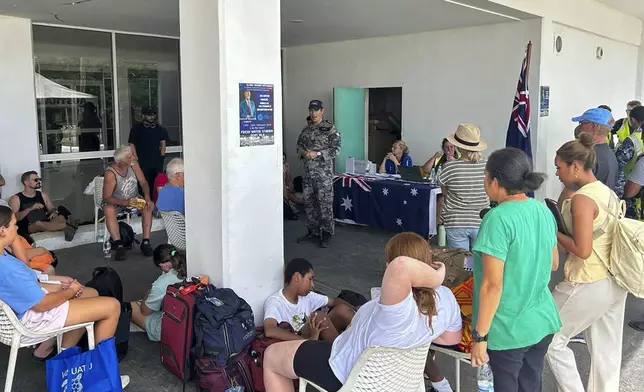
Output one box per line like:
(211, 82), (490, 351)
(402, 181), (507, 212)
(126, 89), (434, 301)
(333, 174), (435, 237)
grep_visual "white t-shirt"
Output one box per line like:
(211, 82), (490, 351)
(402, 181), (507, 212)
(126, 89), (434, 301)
(263, 290), (329, 332)
(329, 286), (462, 383)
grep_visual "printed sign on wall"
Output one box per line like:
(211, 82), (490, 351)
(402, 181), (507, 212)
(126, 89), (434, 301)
(239, 83), (274, 147)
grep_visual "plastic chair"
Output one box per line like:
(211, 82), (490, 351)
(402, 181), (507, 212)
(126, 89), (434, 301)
(299, 344), (430, 392)
(430, 344), (471, 392)
(93, 176), (131, 242)
(0, 299), (95, 392)
(159, 211), (186, 250)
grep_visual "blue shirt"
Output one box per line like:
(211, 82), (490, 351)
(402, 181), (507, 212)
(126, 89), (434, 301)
(0, 251), (44, 319)
(156, 185), (185, 215)
(385, 154), (413, 174)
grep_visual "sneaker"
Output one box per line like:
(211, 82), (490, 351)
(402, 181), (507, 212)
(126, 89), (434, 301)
(120, 375), (130, 389)
(569, 333), (586, 344)
(140, 240), (153, 257)
(320, 232), (331, 248)
(63, 225), (76, 242)
(297, 231), (317, 243)
(115, 246), (127, 261)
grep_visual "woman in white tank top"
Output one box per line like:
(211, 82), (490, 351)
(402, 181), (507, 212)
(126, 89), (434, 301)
(262, 233), (463, 392)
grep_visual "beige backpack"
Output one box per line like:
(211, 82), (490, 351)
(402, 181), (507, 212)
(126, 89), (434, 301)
(594, 193), (644, 298)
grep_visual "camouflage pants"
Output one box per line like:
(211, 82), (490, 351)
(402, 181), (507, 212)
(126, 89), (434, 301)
(303, 171), (334, 236)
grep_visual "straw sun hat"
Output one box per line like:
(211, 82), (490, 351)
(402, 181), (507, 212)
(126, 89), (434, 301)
(446, 123), (487, 152)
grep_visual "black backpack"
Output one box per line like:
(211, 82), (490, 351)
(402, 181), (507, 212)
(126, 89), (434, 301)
(83, 267), (131, 361)
(117, 222), (139, 249)
(192, 285), (256, 366)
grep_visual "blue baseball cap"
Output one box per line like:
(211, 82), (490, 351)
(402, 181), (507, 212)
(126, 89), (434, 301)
(571, 108), (612, 127)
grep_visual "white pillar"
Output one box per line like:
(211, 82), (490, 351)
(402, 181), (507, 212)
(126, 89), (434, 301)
(0, 16), (40, 199)
(180, 0), (283, 322)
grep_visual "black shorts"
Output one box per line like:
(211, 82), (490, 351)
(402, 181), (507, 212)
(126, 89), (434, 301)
(293, 340), (342, 392)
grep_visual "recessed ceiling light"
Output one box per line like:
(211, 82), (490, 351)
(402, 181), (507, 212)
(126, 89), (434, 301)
(289, 20), (304, 24)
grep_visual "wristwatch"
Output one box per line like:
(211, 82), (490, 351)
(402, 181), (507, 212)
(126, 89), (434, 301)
(472, 329), (488, 343)
(316, 151), (322, 156)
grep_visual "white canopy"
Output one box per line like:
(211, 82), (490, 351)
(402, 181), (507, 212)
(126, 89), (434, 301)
(35, 73), (95, 99)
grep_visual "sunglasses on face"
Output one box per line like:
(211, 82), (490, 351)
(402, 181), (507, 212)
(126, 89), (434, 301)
(31, 178), (41, 182)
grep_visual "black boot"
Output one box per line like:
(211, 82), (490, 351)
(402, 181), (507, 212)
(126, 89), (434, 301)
(320, 232), (331, 248)
(297, 230), (317, 243)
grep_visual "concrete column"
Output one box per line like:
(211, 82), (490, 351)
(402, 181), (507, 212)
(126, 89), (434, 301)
(180, 0), (283, 322)
(0, 16), (40, 200)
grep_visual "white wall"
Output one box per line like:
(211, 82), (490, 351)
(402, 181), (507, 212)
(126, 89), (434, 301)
(181, 0), (283, 323)
(487, 0), (641, 46)
(0, 16), (40, 199)
(283, 19), (543, 178)
(535, 20), (639, 200)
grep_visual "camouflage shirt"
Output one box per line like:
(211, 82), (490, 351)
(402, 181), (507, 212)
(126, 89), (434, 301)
(296, 119), (341, 173)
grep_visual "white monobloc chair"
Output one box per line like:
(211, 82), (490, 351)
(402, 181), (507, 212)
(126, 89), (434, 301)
(0, 299), (95, 392)
(299, 344), (431, 392)
(93, 176), (131, 242)
(159, 211), (186, 250)
(430, 344), (471, 392)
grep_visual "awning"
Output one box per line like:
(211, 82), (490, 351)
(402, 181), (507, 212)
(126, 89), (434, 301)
(35, 73), (96, 99)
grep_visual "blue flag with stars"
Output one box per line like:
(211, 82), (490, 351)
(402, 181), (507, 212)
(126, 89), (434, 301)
(333, 175), (433, 237)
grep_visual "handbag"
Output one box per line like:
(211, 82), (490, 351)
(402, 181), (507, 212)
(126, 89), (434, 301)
(46, 337), (122, 392)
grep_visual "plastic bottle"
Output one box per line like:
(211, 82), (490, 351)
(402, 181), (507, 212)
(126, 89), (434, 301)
(102, 234), (112, 259)
(477, 363), (494, 392)
(437, 225), (446, 247)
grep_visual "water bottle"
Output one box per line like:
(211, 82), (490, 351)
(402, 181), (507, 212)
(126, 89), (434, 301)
(437, 225), (446, 247)
(477, 363), (494, 392)
(102, 233), (112, 259)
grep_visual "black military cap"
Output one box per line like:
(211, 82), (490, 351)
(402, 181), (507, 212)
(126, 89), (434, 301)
(308, 100), (323, 110)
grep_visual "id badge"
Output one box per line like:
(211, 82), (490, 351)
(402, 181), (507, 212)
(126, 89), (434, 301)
(224, 387), (244, 392)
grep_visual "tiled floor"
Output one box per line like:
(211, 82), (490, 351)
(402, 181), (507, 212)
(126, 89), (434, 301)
(1, 220), (643, 391)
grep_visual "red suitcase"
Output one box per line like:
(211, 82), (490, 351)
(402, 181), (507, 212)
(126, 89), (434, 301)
(160, 283), (203, 390)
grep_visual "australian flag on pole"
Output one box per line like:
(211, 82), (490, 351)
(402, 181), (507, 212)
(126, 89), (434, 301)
(506, 42), (533, 161)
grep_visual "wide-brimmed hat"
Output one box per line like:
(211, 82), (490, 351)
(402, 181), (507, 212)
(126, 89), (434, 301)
(446, 123), (487, 152)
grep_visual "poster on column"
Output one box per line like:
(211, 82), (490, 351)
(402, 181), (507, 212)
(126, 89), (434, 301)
(239, 83), (274, 147)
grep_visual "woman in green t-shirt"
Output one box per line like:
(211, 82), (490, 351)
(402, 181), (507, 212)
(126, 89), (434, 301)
(470, 148), (562, 390)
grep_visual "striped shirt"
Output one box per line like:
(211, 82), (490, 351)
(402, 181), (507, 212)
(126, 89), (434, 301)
(439, 159), (490, 228)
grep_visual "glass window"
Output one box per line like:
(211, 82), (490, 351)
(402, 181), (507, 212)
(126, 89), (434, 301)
(115, 35), (182, 147)
(40, 159), (110, 225)
(33, 26), (115, 155)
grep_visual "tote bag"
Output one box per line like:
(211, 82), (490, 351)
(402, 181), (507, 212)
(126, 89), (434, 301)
(46, 337), (122, 392)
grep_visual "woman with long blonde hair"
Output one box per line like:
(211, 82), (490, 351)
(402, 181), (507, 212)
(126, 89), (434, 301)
(379, 140), (413, 174)
(262, 232), (462, 392)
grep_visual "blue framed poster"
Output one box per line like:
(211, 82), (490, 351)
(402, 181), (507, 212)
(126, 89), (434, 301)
(239, 83), (274, 147)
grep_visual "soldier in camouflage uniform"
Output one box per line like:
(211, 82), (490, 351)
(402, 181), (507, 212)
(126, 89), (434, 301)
(296, 100), (341, 248)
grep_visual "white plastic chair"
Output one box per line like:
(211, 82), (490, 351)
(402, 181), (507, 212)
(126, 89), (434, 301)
(0, 299), (95, 392)
(430, 344), (471, 392)
(299, 344), (430, 392)
(159, 211), (186, 250)
(93, 176), (131, 242)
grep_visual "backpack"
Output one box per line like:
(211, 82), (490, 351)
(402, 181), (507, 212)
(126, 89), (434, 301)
(337, 290), (368, 307)
(192, 285), (256, 367)
(83, 267), (130, 361)
(116, 221), (139, 249)
(594, 193), (644, 298)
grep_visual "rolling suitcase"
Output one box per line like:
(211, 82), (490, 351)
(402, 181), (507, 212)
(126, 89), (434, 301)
(160, 282), (203, 390)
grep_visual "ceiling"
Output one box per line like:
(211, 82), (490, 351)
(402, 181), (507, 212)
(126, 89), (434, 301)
(595, 0), (644, 20)
(0, 0), (535, 45)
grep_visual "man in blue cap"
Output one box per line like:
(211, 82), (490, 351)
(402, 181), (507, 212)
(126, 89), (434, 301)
(571, 108), (618, 191)
(296, 100), (341, 248)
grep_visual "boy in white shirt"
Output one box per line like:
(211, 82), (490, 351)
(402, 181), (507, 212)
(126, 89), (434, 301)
(263, 258), (355, 342)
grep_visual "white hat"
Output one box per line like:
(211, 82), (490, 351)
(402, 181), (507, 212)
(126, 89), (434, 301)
(446, 124), (487, 152)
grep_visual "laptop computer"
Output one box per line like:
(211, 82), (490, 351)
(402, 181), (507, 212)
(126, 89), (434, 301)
(398, 165), (430, 182)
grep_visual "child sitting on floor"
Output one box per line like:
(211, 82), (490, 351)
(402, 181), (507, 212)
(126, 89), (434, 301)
(130, 244), (185, 342)
(263, 258), (356, 342)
